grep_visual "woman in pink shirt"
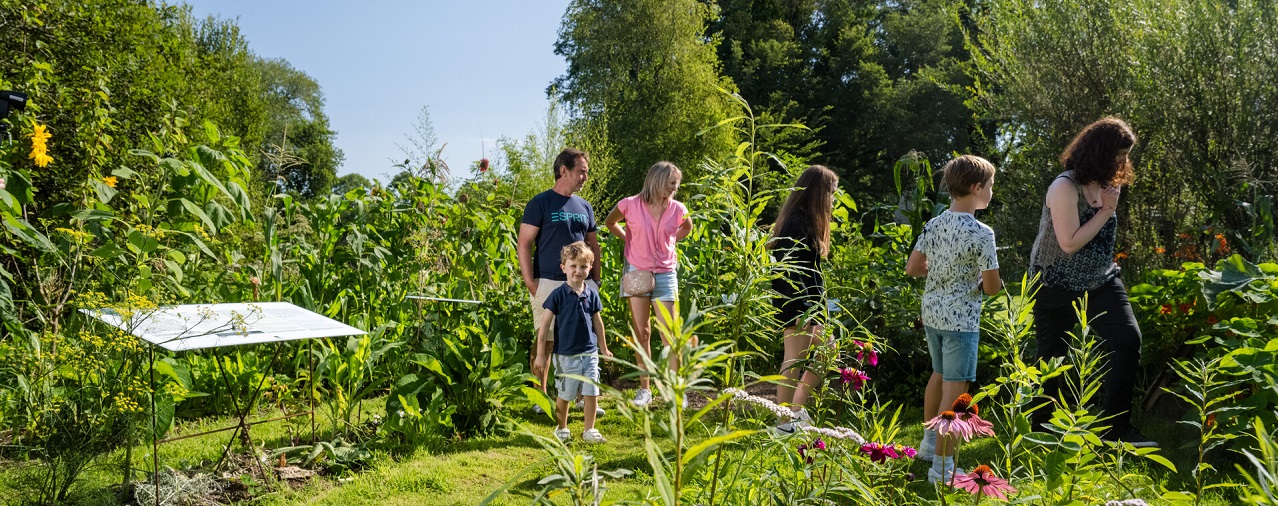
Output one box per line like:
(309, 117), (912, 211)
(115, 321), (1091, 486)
(604, 161), (692, 408)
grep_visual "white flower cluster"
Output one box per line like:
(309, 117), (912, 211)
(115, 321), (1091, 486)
(723, 388), (795, 421)
(1105, 500), (1149, 506)
(800, 425), (866, 445)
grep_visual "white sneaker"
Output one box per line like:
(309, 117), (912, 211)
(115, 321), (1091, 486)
(632, 388), (653, 407)
(576, 398), (605, 417)
(533, 403), (545, 415)
(772, 408), (812, 435)
(792, 408), (813, 428)
(554, 428), (571, 443)
(582, 428), (606, 443)
(928, 465), (966, 485)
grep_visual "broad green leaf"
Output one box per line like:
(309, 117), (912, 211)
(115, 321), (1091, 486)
(89, 178), (117, 204)
(1141, 452), (1177, 472)
(178, 198), (216, 232)
(91, 243), (125, 260)
(112, 166), (138, 179)
(72, 209), (114, 222)
(3, 215), (55, 253)
(127, 230), (159, 255)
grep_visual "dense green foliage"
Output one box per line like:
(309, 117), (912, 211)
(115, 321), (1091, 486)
(553, 0), (739, 200)
(969, 0), (1278, 269)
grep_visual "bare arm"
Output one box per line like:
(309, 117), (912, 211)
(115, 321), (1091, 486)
(518, 224), (540, 296)
(585, 231), (602, 282)
(593, 312), (611, 357)
(604, 206), (627, 242)
(1047, 179), (1119, 255)
(905, 250), (928, 277)
(981, 269), (1003, 296)
(675, 215), (692, 241)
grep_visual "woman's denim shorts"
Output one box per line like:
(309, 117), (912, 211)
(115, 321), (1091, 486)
(620, 262), (678, 302)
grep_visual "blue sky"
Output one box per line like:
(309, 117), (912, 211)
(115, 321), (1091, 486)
(183, 0), (572, 182)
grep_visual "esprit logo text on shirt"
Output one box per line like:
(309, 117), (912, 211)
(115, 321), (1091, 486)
(551, 211), (589, 224)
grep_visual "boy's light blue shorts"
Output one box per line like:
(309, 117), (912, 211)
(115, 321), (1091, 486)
(620, 262), (678, 302)
(925, 326), (980, 382)
(554, 353), (601, 401)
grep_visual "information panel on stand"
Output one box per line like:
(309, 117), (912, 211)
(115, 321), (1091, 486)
(81, 302), (366, 351)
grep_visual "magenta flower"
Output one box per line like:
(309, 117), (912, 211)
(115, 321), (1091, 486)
(897, 444), (918, 458)
(859, 442), (900, 463)
(839, 368), (870, 390)
(953, 465), (1018, 501)
(924, 411), (974, 441)
(853, 340), (880, 367)
(814, 438), (826, 451)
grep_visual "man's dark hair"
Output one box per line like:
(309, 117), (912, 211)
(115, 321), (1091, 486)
(552, 149), (589, 179)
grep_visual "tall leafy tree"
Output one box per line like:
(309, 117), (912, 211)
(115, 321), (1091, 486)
(553, 0), (739, 198)
(708, 0), (979, 201)
(255, 58), (343, 199)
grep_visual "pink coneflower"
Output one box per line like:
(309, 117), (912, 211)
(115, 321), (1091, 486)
(479, 158), (489, 172)
(859, 442), (900, 463)
(952, 465), (1017, 501)
(950, 393), (995, 438)
(924, 411), (974, 441)
(840, 368), (870, 390)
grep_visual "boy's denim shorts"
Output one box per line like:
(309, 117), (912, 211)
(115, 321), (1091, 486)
(620, 262), (678, 302)
(554, 353), (601, 401)
(925, 326), (980, 382)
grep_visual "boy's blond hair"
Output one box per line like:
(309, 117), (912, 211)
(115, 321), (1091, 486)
(942, 155), (997, 197)
(560, 241), (594, 264)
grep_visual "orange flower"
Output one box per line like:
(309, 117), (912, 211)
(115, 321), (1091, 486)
(1155, 247), (1165, 254)
(1160, 305), (1173, 315)
(1179, 233), (1191, 240)
(1216, 233), (1227, 246)
(1115, 251), (1128, 261)
(1179, 303), (1192, 314)
(1207, 315), (1219, 325)
(1206, 413), (1216, 429)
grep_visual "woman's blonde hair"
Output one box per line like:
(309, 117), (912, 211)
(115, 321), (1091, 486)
(639, 161), (682, 204)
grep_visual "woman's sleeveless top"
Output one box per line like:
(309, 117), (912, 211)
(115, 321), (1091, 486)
(1028, 173), (1120, 292)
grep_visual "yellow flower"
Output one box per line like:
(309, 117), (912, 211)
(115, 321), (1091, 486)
(102, 176), (118, 188)
(29, 123), (53, 167)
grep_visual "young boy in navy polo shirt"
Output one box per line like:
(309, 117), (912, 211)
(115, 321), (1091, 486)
(533, 241), (612, 443)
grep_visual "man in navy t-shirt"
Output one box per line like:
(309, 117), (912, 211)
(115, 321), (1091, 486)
(518, 148), (602, 410)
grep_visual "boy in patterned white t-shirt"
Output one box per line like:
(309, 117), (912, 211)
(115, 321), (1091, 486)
(905, 155), (1003, 484)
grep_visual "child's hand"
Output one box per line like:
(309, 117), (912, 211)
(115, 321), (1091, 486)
(601, 349), (614, 358)
(533, 356), (547, 378)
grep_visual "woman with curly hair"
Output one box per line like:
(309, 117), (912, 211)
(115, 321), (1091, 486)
(1028, 116), (1156, 447)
